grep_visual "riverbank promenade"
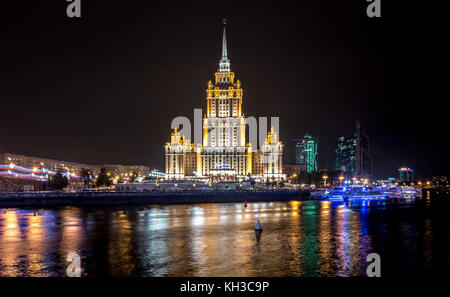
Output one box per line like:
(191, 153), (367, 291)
(0, 190), (310, 207)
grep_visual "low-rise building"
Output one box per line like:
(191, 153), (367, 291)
(0, 147), (150, 191)
(283, 164), (306, 177)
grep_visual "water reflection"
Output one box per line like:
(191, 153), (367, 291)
(0, 198), (446, 276)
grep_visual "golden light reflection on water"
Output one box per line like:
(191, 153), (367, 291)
(318, 201), (333, 275)
(0, 199), (436, 277)
(0, 210), (20, 276)
(24, 212), (47, 276)
(108, 210), (136, 276)
(60, 208), (83, 259)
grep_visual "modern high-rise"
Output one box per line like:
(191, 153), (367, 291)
(164, 21), (284, 181)
(294, 139), (305, 165)
(354, 121), (372, 180)
(334, 121), (372, 180)
(334, 136), (356, 178)
(294, 134), (318, 173)
(398, 167), (414, 182)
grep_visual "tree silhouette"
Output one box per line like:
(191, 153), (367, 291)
(48, 170), (69, 190)
(96, 167), (112, 187)
(80, 168), (93, 188)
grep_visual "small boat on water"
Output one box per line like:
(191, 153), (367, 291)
(319, 185), (422, 201)
(344, 190), (387, 201)
(379, 186), (422, 199)
(399, 186), (422, 198)
(310, 190), (326, 199)
(321, 187), (347, 202)
(381, 187), (403, 198)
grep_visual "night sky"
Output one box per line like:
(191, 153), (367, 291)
(1, 1), (446, 179)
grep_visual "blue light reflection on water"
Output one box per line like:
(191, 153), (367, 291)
(0, 197), (447, 277)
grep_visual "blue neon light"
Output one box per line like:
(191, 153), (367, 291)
(0, 164), (88, 180)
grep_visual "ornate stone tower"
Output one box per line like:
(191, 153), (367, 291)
(164, 20), (284, 182)
(164, 129), (194, 179)
(198, 19), (251, 179)
(261, 127), (284, 179)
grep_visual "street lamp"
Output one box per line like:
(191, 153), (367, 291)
(322, 175), (328, 188)
(339, 176), (344, 186)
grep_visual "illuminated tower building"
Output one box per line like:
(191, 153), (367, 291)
(334, 121), (371, 180)
(398, 167), (414, 182)
(335, 136), (352, 175)
(261, 127), (284, 179)
(294, 139), (306, 165)
(334, 135), (356, 178)
(164, 20), (284, 181)
(354, 121), (372, 180)
(164, 129), (195, 179)
(294, 134), (318, 173)
(199, 19), (250, 181)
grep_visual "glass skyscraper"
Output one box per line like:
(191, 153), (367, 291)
(294, 134), (318, 173)
(334, 136), (356, 178)
(399, 167), (414, 182)
(354, 121), (372, 180)
(334, 121), (372, 180)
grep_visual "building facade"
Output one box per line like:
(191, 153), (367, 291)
(283, 164), (306, 177)
(164, 130), (195, 179)
(0, 146), (150, 191)
(334, 121), (372, 180)
(398, 167), (414, 182)
(164, 21), (284, 181)
(334, 135), (357, 178)
(354, 121), (372, 180)
(0, 149), (101, 176)
(294, 134), (318, 172)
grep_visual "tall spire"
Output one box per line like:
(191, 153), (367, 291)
(219, 19), (231, 72)
(222, 19), (228, 59)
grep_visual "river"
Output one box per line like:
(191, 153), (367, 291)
(0, 191), (448, 277)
